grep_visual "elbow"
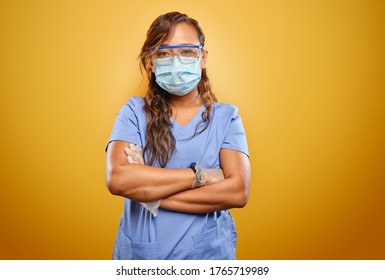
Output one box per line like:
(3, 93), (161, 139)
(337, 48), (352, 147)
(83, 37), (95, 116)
(231, 179), (250, 208)
(106, 183), (121, 196)
(105, 165), (151, 201)
(234, 190), (249, 208)
(105, 172), (123, 196)
(105, 165), (127, 196)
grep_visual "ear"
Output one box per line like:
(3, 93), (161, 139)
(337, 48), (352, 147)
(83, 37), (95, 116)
(200, 49), (208, 69)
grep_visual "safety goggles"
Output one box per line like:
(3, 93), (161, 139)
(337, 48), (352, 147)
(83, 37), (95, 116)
(152, 45), (203, 66)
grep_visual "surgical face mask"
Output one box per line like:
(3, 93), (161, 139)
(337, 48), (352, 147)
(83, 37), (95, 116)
(153, 56), (202, 96)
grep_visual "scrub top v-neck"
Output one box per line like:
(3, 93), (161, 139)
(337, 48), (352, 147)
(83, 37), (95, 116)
(107, 96), (249, 260)
(169, 104), (205, 140)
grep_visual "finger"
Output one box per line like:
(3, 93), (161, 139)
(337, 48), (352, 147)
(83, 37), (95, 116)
(127, 153), (142, 164)
(134, 156), (145, 164)
(125, 144), (144, 164)
(126, 146), (139, 156)
(129, 143), (138, 149)
(127, 155), (133, 163)
(131, 144), (142, 153)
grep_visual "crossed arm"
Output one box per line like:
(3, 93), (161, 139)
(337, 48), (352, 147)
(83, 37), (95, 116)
(105, 140), (250, 213)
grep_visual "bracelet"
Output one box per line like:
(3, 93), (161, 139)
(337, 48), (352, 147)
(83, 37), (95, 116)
(190, 162), (204, 188)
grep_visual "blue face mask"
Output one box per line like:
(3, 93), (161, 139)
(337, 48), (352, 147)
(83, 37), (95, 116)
(154, 56), (202, 96)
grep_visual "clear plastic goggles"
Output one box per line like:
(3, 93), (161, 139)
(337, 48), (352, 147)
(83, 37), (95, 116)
(152, 45), (203, 66)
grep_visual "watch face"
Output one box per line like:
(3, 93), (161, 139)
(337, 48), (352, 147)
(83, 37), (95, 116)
(190, 162), (197, 172)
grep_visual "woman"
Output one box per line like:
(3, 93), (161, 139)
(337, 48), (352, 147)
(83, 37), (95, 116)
(105, 11), (250, 260)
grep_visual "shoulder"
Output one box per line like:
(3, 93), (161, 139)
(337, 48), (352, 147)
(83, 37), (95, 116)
(119, 96), (145, 115)
(126, 96), (145, 108)
(212, 102), (239, 118)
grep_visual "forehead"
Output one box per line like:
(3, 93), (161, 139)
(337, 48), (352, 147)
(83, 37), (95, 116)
(162, 23), (200, 46)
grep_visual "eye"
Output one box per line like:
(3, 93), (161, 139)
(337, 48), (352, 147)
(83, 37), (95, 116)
(155, 50), (171, 58)
(180, 48), (194, 56)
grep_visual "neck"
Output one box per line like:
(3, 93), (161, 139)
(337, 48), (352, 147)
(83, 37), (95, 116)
(169, 88), (202, 108)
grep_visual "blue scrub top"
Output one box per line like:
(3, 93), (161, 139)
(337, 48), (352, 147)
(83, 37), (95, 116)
(107, 96), (249, 260)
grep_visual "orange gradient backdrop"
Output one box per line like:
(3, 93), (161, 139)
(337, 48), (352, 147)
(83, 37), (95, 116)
(0, 0), (384, 259)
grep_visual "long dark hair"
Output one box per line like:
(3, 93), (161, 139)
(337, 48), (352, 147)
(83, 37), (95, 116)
(139, 11), (217, 167)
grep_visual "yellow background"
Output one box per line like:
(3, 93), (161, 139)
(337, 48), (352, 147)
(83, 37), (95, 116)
(1, 0), (384, 259)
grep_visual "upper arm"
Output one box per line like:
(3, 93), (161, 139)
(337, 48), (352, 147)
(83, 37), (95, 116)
(219, 104), (250, 194)
(221, 107), (249, 157)
(105, 140), (131, 192)
(106, 140), (130, 171)
(220, 148), (251, 205)
(105, 97), (144, 152)
(105, 97), (144, 191)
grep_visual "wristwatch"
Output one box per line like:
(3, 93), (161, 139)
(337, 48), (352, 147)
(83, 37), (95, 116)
(190, 162), (204, 188)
